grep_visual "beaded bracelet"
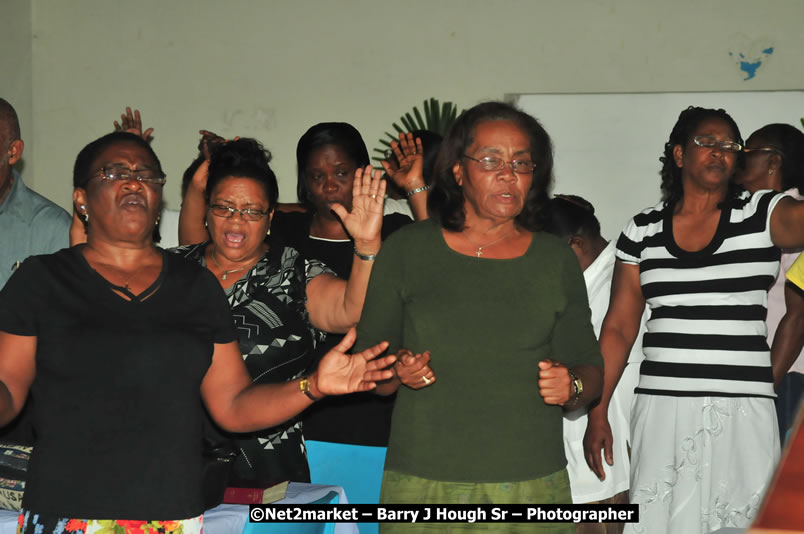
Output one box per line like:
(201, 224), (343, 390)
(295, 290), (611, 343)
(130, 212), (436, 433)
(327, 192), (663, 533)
(405, 184), (430, 197)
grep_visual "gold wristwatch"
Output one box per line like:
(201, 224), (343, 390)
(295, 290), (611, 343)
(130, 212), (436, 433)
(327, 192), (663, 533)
(299, 377), (321, 401)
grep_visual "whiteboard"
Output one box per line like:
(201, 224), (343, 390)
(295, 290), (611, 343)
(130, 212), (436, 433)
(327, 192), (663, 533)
(512, 91), (804, 240)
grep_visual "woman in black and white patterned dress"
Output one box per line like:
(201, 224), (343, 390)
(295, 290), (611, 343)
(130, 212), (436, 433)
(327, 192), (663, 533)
(175, 137), (386, 483)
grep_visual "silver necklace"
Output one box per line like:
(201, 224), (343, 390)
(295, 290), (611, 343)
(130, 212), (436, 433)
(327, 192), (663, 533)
(210, 252), (253, 281)
(463, 228), (518, 257)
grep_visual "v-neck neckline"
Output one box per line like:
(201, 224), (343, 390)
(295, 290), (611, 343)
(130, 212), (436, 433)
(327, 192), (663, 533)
(76, 246), (167, 304)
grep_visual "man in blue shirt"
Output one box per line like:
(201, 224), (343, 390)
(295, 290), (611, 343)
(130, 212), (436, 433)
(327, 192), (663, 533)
(0, 98), (71, 289)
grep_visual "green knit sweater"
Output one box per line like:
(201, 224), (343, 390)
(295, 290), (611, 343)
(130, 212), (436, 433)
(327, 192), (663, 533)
(356, 220), (602, 482)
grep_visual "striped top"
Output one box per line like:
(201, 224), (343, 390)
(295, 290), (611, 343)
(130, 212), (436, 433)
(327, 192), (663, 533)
(616, 189), (785, 398)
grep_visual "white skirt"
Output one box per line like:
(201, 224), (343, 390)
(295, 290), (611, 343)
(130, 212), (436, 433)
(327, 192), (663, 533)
(625, 394), (780, 534)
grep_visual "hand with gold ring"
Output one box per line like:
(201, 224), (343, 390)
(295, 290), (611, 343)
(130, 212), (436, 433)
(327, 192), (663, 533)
(394, 348), (436, 390)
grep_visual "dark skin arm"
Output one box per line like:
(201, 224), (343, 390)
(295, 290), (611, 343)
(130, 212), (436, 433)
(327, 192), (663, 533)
(769, 197), (804, 249)
(583, 260), (645, 480)
(0, 332), (37, 427)
(771, 281), (804, 386)
(202, 329), (394, 432)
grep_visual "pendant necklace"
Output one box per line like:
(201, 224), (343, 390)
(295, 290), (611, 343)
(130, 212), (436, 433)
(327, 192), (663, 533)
(463, 228), (518, 257)
(210, 251), (253, 281)
(120, 264), (148, 292)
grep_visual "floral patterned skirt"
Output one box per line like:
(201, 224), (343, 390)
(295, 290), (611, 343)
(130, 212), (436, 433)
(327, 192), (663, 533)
(625, 395), (780, 534)
(17, 510), (203, 534)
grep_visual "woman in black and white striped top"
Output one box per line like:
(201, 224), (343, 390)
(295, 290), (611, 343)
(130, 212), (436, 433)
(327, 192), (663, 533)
(582, 107), (804, 534)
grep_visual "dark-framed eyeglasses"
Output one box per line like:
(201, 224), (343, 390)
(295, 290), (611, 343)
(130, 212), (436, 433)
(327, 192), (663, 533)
(692, 135), (742, 153)
(209, 204), (269, 222)
(462, 154), (535, 174)
(95, 165), (166, 185)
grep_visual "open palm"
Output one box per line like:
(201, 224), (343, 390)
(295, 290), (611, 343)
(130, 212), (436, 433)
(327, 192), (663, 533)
(331, 165), (385, 245)
(316, 328), (394, 394)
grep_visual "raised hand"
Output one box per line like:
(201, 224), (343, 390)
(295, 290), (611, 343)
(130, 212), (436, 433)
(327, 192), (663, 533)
(113, 107), (154, 142)
(199, 130), (226, 160)
(190, 160), (210, 193)
(330, 165), (385, 253)
(314, 328), (394, 395)
(583, 410), (614, 481)
(381, 132), (425, 193)
(394, 349), (436, 390)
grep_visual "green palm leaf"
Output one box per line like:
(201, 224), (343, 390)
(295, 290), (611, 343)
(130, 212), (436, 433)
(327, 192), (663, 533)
(374, 98), (462, 164)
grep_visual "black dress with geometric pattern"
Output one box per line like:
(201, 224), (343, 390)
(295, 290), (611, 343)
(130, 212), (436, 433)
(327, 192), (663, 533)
(171, 242), (330, 483)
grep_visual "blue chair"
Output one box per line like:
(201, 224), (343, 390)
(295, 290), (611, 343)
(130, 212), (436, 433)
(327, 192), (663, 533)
(306, 440), (387, 534)
(241, 490), (338, 534)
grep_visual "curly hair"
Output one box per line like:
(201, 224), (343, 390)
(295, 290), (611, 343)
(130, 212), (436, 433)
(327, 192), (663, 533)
(747, 123), (804, 193)
(427, 101), (553, 232)
(295, 122), (369, 209)
(206, 138), (279, 209)
(659, 106), (744, 208)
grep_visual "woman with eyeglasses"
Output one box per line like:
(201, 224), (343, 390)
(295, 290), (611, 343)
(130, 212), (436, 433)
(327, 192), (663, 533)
(172, 137), (392, 485)
(0, 132), (395, 532)
(583, 107), (804, 534)
(736, 123), (804, 443)
(178, 125), (412, 449)
(355, 102), (603, 533)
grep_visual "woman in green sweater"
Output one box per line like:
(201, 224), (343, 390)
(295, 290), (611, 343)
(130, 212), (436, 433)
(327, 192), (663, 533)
(356, 101), (604, 533)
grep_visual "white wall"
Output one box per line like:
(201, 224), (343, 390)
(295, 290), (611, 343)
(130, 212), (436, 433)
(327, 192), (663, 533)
(2, 0), (803, 213)
(1, 0), (33, 184)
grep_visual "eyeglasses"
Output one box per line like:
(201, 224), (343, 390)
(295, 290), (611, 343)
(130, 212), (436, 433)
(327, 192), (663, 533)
(95, 165), (166, 185)
(462, 155), (535, 174)
(692, 135), (742, 153)
(209, 204), (269, 221)
(744, 146), (784, 157)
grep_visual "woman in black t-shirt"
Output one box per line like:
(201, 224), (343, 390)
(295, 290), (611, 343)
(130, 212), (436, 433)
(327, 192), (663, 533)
(0, 132), (395, 533)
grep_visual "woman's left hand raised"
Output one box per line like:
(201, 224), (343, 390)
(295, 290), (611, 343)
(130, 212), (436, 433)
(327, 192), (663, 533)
(113, 107), (154, 143)
(537, 358), (572, 405)
(312, 328), (394, 397)
(330, 165), (385, 253)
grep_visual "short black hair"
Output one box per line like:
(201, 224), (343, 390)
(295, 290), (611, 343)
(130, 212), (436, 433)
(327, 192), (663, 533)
(206, 138), (279, 209)
(295, 122), (369, 209)
(660, 106), (744, 207)
(73, 131), (162, 189)
(427, 101), (553, 232)
(546, 194), (601, 240)
(0, 98), (21, 142)
(748, 123), (804, 193)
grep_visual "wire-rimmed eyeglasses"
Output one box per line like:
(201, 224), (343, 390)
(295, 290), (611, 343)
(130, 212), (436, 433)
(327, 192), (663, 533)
(462, 155), (536, 174)
(95, 165), (166, 185)
(209, 204), (269, 222)
(692, 135), (742, 153)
